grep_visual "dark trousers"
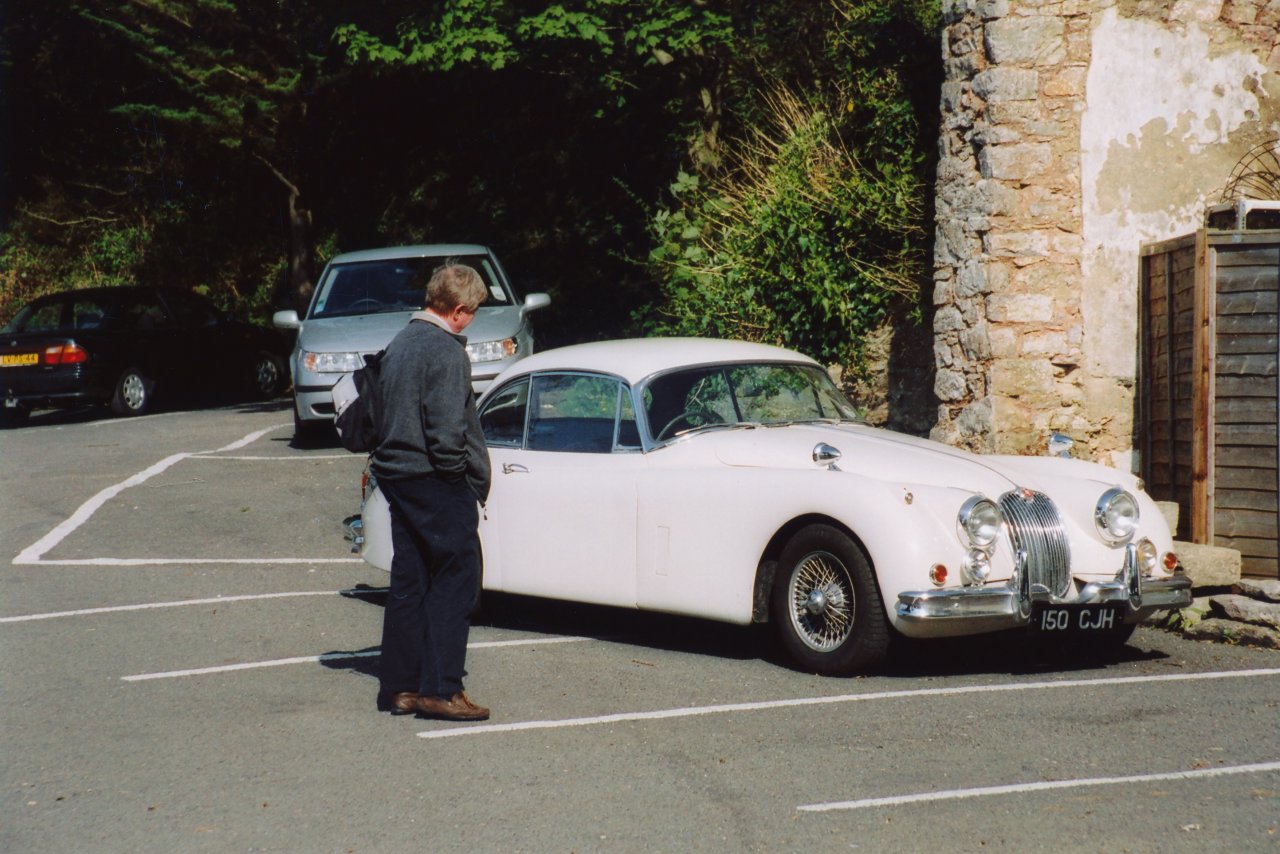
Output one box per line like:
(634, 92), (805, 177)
(378, 475), (481, 700)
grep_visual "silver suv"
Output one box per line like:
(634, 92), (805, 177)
(273, 244), (549, 440)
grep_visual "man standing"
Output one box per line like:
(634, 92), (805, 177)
(372, 263), (492, 720)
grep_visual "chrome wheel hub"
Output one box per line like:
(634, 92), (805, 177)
(122, 375), (145, 410)
(788, 551), (855, 652)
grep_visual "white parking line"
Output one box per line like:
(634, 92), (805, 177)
(0, 589), (380, 623)
(189, 454), (353, 461)
(415, 667), (1280, 739)
(12, 423), (363, 566)
(25, 557), (363, 567)
(796, 760), (1280, 812)
(120, 636), (593, 682)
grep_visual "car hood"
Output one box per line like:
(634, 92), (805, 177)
(709, 423), (1130, 497)
(299, 307), (522, 353)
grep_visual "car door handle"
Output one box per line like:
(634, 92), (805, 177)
(502, 463), (530, 474)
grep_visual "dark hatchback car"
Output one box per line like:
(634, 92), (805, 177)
(1, 285), (290, 424)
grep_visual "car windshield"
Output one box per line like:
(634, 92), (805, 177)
(642, 362), (862, 441)
(308, 253), (512, 319)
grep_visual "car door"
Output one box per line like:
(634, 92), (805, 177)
(158, 289), (237, 388)
(117, 289), (185, 386)
(479, 372), (642, 608)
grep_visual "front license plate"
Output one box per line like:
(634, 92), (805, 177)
(1030, 604), (1125, 633)
(0, 353), (38, 367)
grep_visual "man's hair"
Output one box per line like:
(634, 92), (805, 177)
(426, 262), (488, 313)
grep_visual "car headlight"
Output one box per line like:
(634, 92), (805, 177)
(1095, 487), (1139, 544)
(302, 351), (365, 373)
(961, 549), (991, 586)
(1136, 538), (1159, 576)
(958, 496), (1002, 548)
(466, 337), (518, 363)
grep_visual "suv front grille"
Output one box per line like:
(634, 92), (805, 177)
(1000, 489), (1071, 597)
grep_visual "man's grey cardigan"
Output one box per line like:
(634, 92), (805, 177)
(369, 314), (491, 504)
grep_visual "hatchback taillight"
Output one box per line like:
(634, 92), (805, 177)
(43, 344), (89, 365)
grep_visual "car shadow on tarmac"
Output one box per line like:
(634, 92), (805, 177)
(320, 586), (1169, 682)
(4, 395), (292, 429)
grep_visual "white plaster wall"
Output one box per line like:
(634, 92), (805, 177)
(1080, 8), (1269, 381)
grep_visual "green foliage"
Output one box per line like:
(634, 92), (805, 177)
(2, 0), (941, 351)
(335, 0), (732, 84)
(641, 90), (926, 368)
(635, 0), (938, 370)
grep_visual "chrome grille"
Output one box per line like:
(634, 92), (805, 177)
(999, 489), (1071, 597)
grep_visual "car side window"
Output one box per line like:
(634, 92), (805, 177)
(527, 373), (627, 454)
(163, 290), (220, 328)
(71, 299), (109, 331)
(125, 295), (172, 331)
(479, 378), (530, 447)
(20, 301), (64, 333)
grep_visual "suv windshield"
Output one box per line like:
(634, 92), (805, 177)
(308, 253), (511, 320)
(643, 362), (861, 441)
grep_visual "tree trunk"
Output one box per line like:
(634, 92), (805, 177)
(288, 187), (314, 313)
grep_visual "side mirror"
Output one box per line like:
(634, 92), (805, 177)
(522, 293), (551, 314)
(272, 310), (301, 330)
(1048, 432), (1074, 458)
(812, 442), (842, 471)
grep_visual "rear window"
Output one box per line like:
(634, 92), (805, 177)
(5, 294), (123, 333)
(308, 253), (511, 320)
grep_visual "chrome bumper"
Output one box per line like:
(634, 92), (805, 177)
(895, 544), (1193, 635)
(342, 514), (364, 554)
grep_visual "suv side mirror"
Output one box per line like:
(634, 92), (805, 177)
(522, 293), (551, 314)
(273, 310), (301, 330)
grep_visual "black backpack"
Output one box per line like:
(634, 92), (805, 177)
(332, 351), (384, 453)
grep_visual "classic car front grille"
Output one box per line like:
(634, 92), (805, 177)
(1000, 489), (1071, 597)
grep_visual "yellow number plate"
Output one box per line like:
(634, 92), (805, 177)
(1, 353), (39, 367)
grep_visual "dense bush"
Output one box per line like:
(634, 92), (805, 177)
(642, 89), (926, 368)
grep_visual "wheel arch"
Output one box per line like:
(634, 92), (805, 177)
(751, 513), (875, 623)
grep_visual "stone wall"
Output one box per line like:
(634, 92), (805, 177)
(932, 0), (1280, 468)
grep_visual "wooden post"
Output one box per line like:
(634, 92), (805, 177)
(1190, 228), (1213, 544)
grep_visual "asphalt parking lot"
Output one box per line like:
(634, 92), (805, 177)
(2, 401), (1279, 853)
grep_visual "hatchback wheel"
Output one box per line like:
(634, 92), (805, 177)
(771, 524), (889, 675)
(250, 351), (287, 398)
(0, 403), (30, 428)
(110, 367), (153, 416)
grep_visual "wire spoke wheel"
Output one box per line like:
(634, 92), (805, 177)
(787, 550), (855, 652)
(770, 523), (889, 675)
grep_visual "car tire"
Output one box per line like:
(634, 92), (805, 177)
(110, 367), (153, 417)
(771, 523), (889, 675)
(250, 351), (287, 399)
(0, 403), (30, 428)
(291, 407), (329, 447)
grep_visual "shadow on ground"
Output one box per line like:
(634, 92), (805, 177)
(3, 394), (292, 430)
(320, 587), (1169, 682)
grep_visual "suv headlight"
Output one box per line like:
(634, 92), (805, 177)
(1095, 487), (1139, 544)
(467, 337), (517, 363)
(302, 351), (365, 373)
(958, 496), (1002, 548)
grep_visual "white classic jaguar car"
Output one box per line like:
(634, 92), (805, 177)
(344, 338), (1191, 675)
